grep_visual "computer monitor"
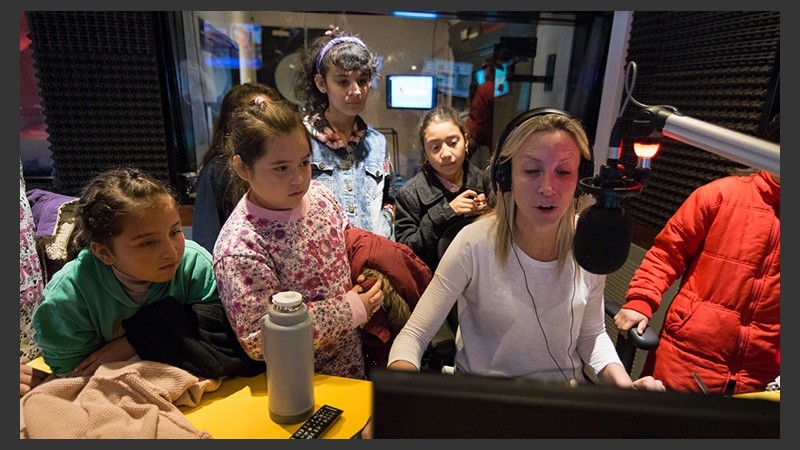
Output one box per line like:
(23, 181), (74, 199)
(386, 75), (437, 110)
(371, 369), (779, 438)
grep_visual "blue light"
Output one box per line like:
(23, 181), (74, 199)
(392, 11), (439, 20)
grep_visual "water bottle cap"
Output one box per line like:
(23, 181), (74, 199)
(272, 291), (303, 308)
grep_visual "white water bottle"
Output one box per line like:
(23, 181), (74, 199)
(261, 291), (315, 424)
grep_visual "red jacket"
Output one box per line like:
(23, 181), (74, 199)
(345, 228), (432, 370)
(624, 171), (780, 394)
(466, 81), (495, 148)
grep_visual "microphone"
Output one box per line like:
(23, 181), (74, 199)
(574, 204), (632, 275)
(573, 118), (643, 274)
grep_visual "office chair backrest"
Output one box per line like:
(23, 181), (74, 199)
(603, 243), (679, 378)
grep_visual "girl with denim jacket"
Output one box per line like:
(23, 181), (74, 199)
(294, 28), (395, 238)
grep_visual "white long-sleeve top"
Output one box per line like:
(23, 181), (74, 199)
(387, 216), (621, 383)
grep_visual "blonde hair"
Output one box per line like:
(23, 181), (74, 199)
(489, 113), (591, 273)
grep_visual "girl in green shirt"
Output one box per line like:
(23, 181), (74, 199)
(32, 167), (219, 377)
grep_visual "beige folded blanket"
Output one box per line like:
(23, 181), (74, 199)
(20, 361), (221, 439)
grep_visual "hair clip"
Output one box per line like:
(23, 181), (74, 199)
(253, 96), (266, 106)
(325, 26), (340, 37)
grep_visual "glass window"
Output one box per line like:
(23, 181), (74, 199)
(181, 11), (611, 181)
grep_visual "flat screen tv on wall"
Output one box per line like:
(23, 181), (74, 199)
(386, 75), (437, 110)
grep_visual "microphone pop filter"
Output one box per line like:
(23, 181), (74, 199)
(573, 204), (632, 274)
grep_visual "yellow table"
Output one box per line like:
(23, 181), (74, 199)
(734, 390), (780, 402)
(180, 371), (372, 439)
(26, 357), (372, 439)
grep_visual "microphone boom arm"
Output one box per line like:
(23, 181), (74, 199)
(633, 106), (780, 177)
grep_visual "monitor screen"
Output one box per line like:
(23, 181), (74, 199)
(371, 369), (780, 438)
(474, 63), (510, 98)
(386, 75), (437, 110)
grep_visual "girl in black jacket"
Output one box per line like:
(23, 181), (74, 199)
(394, 106), (494, 273)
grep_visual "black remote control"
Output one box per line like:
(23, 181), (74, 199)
(289, 404), (343, 439)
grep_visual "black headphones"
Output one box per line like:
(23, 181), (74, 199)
(490, 107), (593, 196)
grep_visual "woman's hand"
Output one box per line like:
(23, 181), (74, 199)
(387, 360), (419, 371)
(631, 375), (666, 392)
(598, 362), (665, 392)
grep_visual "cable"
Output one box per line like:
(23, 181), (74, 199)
(503, 193), (578, 386)
(565, 261), (578, 387)
(621, 61), (679, 115)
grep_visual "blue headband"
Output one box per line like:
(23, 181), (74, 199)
(315, 36), (368, 74)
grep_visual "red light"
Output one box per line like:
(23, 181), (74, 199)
(633, 142), (660, 159)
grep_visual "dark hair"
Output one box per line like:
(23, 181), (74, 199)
(200, 82), (282, 170)
(226, 100), (309, 200)
(71, 167), (177, 251)
(416, 105), (469, 168)
(293, 31), (379, 113)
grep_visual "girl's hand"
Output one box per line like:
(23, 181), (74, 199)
(449, 190), (488, 216)
(353, 273), (383, 320)
(20, 364), (49, 396)
(613, 308), (650, 339)
(71, 336), (137, 377)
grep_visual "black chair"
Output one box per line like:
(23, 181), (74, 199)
(421, 220), (473, 372)
(603, 300), (659, 375)
(422, 319), (456, 372)
(600, 243), (679, 378)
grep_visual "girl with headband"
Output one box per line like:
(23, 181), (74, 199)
(294, 29), (395, 239)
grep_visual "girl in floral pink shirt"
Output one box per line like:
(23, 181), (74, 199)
(213, 100), (383, 380)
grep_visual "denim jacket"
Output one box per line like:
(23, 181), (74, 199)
(309, 128), (394, 238)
